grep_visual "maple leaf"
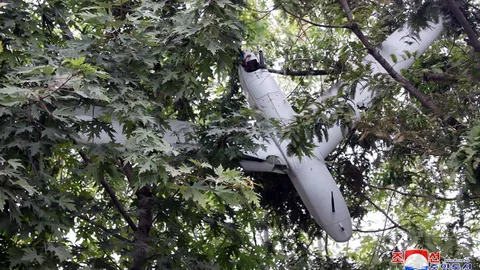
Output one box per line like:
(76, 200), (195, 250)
(22, 248), (44, 264)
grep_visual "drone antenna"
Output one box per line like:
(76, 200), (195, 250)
(259, 50), (266, 69)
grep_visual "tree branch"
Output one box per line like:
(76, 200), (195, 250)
(353, 225), (398, 233)
(98, 171), (139, 231)
(282, 7), (349, 29)
(268, 68), (334, 76)
(49, 3), (74, 40)
(338, 0), (465, 131)
(77, 215), (132, 243)
(423, 72), (459, 83)
(105, 252), (123, 270)
(116, 159), (134, 182)
(368, 184), (480, 200)
(338, 0), (353, 21)
(75, 149), (138, 231)
(363, 196), (410, 233)
(445, 0), (480, 53)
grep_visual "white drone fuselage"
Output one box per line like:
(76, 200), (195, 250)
(238, 66), (352, 242)
(74, 20), (444, 243)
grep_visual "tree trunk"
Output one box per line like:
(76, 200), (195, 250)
(131, 186), (153, 270)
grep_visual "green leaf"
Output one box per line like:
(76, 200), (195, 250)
(7, 159), (24, 170)
(138, 160), (157, 174)
(207, 40), (222, 54)
(66, 56), (86, 66)
(47, 244), (73, 261)
(390, 54), (398, 63)
(243, 190), (260, 206)
(22, 247), (44, 264)
(184, 186), (210, 208)
(0, 188), (7, 210)
(13, 179), (37, 195)
(58, 196), (76, 211)
(162, 70), (178, 83)
(52, 107), (76, 122)
(189, 159), (212, 169)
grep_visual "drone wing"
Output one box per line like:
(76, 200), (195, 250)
(74, 106), (288, 174)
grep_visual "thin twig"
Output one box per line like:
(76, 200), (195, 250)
(245, 9), (274, 24)
(290, 237), (316, 266)
(325, 129), (356, 161)
(105, 251), (123, 270)
(49, 2), (74, 40)
(353, 225), (398, 233)
(370, 191), (395, 265)
(368, 184), (480, 200)
(77, 215), (132, 243)
(244, 5), (279, 13)
(282, 7), (349, 29)
(363, 195), (410, 233)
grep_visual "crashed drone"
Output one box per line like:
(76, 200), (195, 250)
(75, 19), (444, 242)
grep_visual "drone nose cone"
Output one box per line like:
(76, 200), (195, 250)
(323, 217), (352, 242)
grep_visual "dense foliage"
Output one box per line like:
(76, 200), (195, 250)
(1, 0), (480, 269)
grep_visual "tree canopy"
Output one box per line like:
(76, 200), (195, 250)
(1, 0), (480, 269)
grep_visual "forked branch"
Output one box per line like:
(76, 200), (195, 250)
(338, 0), (465, 131)
(76, 148), (138, 231)
(445, 0), (480, 53)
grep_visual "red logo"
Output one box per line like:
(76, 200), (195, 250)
(392, 251), (404, 263)
(429, 251), (441, 263)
